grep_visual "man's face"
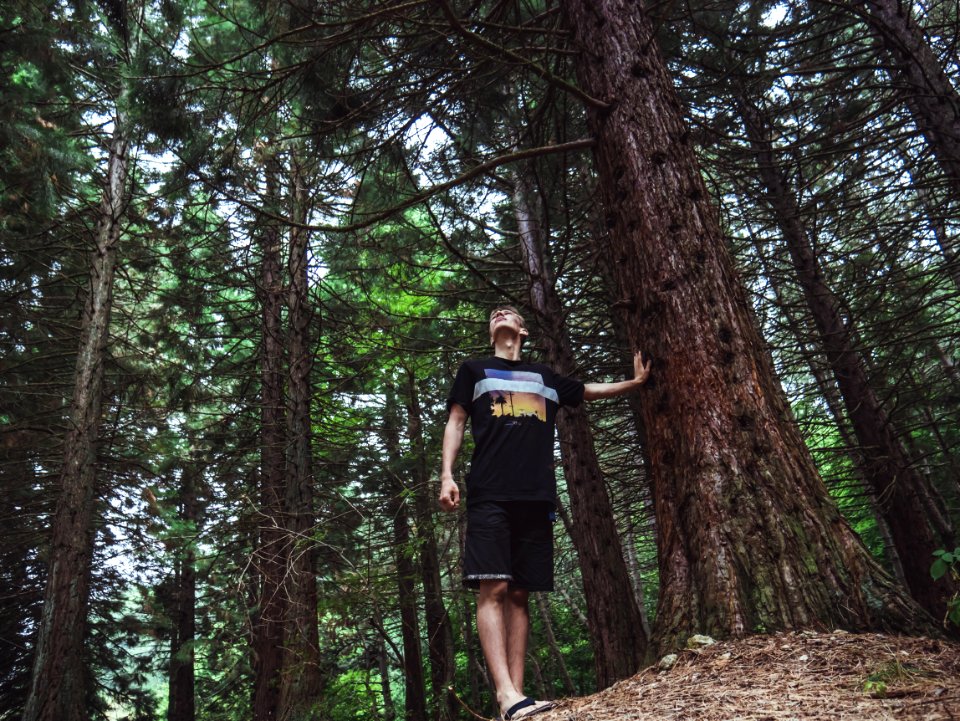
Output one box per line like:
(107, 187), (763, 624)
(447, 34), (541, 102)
(488, 307), (528, 345)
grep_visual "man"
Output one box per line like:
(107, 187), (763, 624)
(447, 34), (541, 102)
(439, 305), (650, 720)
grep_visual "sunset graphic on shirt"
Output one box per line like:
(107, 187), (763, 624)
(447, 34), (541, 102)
(481, 369), (547, 423)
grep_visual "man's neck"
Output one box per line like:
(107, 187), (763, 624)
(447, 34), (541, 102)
(493, 338), (522, 361)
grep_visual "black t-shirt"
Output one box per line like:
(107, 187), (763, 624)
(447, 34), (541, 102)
(447, 356), (584, 506)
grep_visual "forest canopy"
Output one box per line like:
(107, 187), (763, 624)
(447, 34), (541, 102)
(1, 0), (958, 720)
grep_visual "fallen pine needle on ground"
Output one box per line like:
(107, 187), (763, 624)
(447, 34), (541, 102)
(535, 631), (960, 721)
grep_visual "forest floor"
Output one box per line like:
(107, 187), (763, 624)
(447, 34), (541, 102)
(533, 630), (960, 721)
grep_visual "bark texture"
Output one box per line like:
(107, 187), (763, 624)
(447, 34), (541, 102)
(168, 469), (198, 721)
(279, 154), (322, 721)
(22, 124), (129, 721)
(849, 0), (960, 196)
(738, 94), (957, 619)
(384, 394), (429, 721)
(404, 371), (457, 721)
(559, 0), (935, 654)
(514, 172), (647, 687)
(252, 157), (286, 721)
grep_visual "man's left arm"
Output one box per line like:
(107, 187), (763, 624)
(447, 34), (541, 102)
(583, 350), (651, 401)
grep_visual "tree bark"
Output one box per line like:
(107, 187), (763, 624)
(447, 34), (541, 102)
(513, 171), (647, 686)
(746, 199), (908, 590)
(403, 370), (457, 721)
(383, 393), (429, 721)
(252, 154), (287, 721)
(844, 0), (960, 198)
(22, 121), (129, 721)
(559, 0), (936, 655)
(738, 93), (958, 619)
(278, 152), (322, 721)
(375, 626), (397, 721)
(168, 468), (198, 721)
(535, 594), (576, 696)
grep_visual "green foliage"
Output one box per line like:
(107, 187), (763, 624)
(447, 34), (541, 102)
(931, 548), (960, 627)
(3, 0), (960, 719)
(862, 658), (932, 698)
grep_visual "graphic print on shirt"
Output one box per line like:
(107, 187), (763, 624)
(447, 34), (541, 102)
(473, 369), (557, 424)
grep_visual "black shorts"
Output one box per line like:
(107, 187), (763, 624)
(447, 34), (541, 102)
(463, 501), (555, 592)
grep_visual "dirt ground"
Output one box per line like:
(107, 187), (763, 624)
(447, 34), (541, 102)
(533, 631), (960, 721)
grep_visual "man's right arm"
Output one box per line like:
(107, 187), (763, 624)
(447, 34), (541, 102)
(439, 403), (468, 511)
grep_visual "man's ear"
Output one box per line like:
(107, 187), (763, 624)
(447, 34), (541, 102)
(519, 326), (529, 341)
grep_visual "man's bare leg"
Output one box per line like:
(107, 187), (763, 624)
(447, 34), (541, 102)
(504, 587), (530, 694)
(477, 581), (527, 715)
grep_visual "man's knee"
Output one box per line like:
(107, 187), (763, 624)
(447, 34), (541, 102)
(506, 587), (529, 608)
(478, 580), (510, 605)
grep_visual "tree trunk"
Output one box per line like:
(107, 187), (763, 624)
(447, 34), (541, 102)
(534, 594), (576, 696)
(375, 628), (397, 721)
(559, 0), (936, 655)
(252, 154), (287, 721)
(845, 0), (960, 197)
(513, 172), (647, 686)
(383, 393), (429, 721)
(738, 93), (957, 618)
(403, 370), (457, 721)
(392, 494), (429, 721)
(168, 468), (198, 721)
(746, 205), (908, 590)
(279, 152), (322, 721)
(460, 563), (482, 710)
(22, 122), (129, 721)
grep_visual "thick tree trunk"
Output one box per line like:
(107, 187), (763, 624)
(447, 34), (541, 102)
(738, 94), (957, 619)
(847, 0), (960, 196)
(513, 173), (647, 686)
(22, 124), (129, 721)
(403, 371), (457, 721)
(168, 469), (198, 721)
(559, 0), (936, 654)
(253, 157), (287, 721)
(279, 154), (322, 721)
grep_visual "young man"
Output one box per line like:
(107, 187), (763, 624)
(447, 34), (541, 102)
(439, 305), (650, 720)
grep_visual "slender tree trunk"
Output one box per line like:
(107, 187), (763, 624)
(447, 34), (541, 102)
(403, 371), (456, 721)
(559, 0), (936, 655)
(253, 154), (287, 721)
(460, 561), (482, 710)
(391, 495), (428, 721)
(376, 630), (397, 721)
(279, 152), (322, 721)
(168, 469), (198, 721)
(746, 220), (909, 588)
(383, 394), (428, 721)
(594, 225), (657, 639)
(738, 94), (957, 618)
(622, 525), (652, 639)
(22, 121), (129, 721)
(535, 594), (576, 696)
(913, 181), (960, 295)
(513, 172), (647, 686)
(843, 0), (960, 197)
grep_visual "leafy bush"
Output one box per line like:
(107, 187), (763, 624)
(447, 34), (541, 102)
(931, 548), (960, 627)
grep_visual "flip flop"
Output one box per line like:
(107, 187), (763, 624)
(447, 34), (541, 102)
(503, 697), (555, 720)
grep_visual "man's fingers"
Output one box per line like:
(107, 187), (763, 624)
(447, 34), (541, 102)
(439, 483), (460, 511)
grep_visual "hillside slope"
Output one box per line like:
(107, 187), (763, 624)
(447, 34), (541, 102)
(535, 631), (960, 721)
